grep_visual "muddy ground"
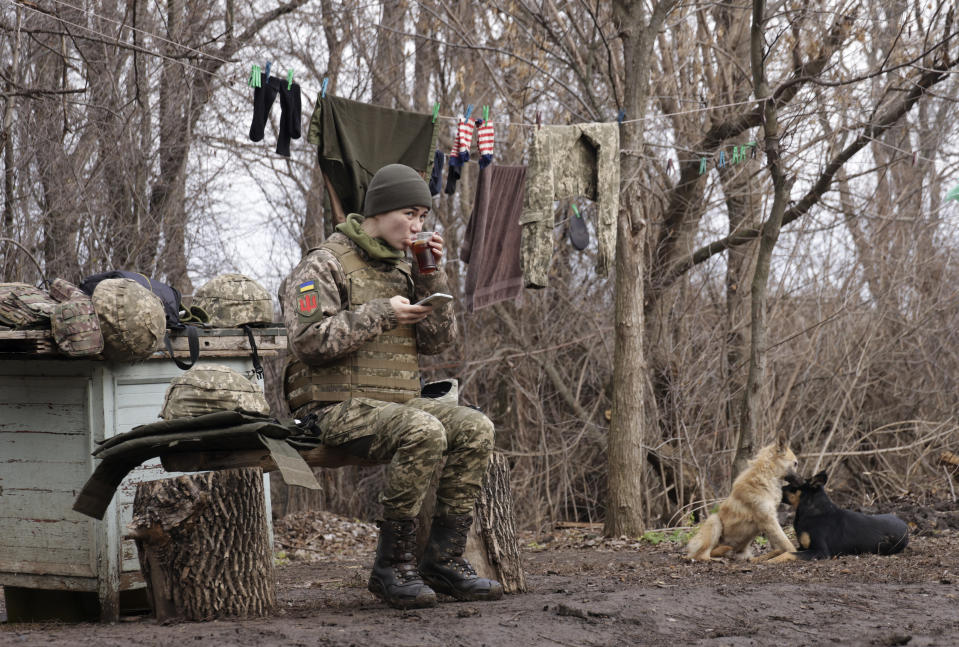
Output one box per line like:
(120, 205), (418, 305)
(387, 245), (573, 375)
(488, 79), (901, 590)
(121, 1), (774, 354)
(2, 501), (958, 647)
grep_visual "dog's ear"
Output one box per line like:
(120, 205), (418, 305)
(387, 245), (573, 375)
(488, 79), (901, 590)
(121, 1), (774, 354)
(810, 471), (828, 488)
(774, 432), (787, 452)
(784, 473), (803, 488)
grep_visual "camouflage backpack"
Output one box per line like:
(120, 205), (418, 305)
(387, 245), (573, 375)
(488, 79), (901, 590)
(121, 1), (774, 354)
(91, 278), (166, 361)
(192, 274), (274, 328)
(50, 278), (104, 357)
(0, 283), (58, 328)
(160, 363), (272, 420)
(48, 277), (87, 303)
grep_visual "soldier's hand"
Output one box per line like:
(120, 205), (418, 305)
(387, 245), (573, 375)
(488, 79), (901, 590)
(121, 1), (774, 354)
(425, 232), (444, 263)
(390, 296), (432, 324)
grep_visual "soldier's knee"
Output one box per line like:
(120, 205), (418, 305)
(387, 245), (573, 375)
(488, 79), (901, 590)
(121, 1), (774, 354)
(402, 410), (448, 455)
(474, 413), (494, 450)
(457, 408), (495, 454)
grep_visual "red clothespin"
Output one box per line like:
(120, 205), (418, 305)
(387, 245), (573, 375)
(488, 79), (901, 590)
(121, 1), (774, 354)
(535, 111), (541, 130)
(912, 151), (919, 166)
(666, 159), (674, 175)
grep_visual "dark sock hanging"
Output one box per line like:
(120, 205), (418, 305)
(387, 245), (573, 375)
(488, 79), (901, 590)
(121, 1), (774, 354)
(429, 149), (444, 196)
(249, 73), (301, 157)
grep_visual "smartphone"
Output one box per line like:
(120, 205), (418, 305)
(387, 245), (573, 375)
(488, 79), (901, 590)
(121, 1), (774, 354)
(414, 292), (453, 307)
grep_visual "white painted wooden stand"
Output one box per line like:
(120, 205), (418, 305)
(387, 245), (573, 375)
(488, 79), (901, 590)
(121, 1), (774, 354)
(0, 328), (286, 622)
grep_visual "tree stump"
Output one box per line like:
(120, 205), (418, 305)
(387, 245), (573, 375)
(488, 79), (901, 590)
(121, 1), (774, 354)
(130, 467), (275, 621)
(464, 453), (528, 593)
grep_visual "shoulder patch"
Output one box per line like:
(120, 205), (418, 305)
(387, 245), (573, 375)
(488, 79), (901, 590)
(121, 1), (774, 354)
(297, 281), (319, 316)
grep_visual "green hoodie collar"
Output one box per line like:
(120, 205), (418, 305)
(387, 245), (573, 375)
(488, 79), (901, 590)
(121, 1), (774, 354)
(335, 213), (405, 265)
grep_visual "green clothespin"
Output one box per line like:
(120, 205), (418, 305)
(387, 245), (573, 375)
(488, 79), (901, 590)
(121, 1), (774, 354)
(483, 105), (490, 122)
(699, 157), (707, 175)
(731, 146), (741, 164)
(287, 69), (294, 90)
(432, 102), (440, 123)
(571, 204), (581, 218)
(248, 64), (261, 88)
(946, 184), (959, 202)
(748, 141), (758, 159)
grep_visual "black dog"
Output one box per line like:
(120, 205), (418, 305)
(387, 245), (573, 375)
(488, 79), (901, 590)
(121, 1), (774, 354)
(771, 471), (909, 562)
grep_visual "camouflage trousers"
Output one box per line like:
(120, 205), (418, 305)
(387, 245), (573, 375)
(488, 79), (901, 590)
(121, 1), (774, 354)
(312, 397), (494, 519)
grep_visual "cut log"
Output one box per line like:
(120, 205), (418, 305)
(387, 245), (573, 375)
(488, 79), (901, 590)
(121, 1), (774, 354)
(130, 467), (275, 621)
(464, 452), (528, 594)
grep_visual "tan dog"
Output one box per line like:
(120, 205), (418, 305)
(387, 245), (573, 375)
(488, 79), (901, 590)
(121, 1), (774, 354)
(686, 438), (799, 561)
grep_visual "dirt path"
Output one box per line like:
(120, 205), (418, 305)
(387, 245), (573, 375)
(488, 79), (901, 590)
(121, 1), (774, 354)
(2, 525), (957, 646)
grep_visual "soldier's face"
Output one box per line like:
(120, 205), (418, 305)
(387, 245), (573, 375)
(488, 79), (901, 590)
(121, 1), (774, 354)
(369, 206), (430, 250)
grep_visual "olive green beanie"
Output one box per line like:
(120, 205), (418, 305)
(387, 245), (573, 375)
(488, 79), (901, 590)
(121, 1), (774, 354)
(363, 164), (432, 217)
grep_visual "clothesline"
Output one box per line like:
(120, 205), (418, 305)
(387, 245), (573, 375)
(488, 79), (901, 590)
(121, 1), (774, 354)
(6, 0), (947, 169)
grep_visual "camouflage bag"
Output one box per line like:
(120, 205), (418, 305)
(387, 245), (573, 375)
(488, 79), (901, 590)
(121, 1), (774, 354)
(48, 278), (88, 303)
(192, 274), (274, 328)
(160, 363), (272, 420)
(92, 278), (166, 361)
(0, 283), (57, 328)
(51, 298), (104, 357)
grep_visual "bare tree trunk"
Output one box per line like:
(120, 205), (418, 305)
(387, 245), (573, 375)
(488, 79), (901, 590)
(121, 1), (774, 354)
(1, 7), (22, 278)
(131, 468), (275, 621)
(371, 0), (407, 108)
(732, 0), (792, 478)
(719, 160), (758, 432)
(606, 0), (677, 537)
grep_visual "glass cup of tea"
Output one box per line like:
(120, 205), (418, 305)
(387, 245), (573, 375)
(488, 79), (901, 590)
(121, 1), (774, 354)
(411, 232), (437, 274)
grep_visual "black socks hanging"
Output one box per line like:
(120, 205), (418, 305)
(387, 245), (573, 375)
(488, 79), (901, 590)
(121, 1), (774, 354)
(249, 72), (301, 157)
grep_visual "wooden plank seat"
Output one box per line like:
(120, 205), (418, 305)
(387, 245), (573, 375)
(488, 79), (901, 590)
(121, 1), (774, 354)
(160, 441), (382, 473)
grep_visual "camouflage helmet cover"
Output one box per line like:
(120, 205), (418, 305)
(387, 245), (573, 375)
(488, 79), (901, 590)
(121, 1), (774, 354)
(192, 273), (274, 328)
(92, 278), (166, 361)
(160, 363), (271, 420)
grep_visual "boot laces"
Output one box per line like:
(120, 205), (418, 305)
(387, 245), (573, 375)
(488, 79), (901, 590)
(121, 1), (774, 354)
(439, 556), (477, 578)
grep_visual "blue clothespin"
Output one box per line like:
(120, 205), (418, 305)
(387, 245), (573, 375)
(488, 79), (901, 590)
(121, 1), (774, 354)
(464, 104), (474, 119)
(287, 69), (294, 90)
(699, 157), (707, 175)
(718, 150), (726, 168)
(321, 77), (329, 98)
(264, 61), (272, 81)
(749, 141), (758, 159)
(616, 110), (626, 124)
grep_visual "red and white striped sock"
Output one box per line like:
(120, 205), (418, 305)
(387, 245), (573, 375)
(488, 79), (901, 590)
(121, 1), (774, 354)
(452, 116), (474, 164)
(477, 120), (494, 168)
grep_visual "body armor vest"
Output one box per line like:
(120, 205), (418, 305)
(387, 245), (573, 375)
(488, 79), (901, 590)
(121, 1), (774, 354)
(285, 240), (420, 409)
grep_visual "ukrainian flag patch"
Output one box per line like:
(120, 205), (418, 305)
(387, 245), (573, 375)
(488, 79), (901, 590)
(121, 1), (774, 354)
(299, 280), (315, 292)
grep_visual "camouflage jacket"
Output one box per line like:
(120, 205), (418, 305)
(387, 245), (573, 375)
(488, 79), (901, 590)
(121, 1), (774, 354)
(279, 232), (456, 366)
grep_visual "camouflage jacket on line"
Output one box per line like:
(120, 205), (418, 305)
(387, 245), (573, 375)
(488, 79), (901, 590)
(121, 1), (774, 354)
(279, 232), (457, 366)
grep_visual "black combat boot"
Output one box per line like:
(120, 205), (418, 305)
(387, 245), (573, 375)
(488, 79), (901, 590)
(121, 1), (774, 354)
(368, 518), (437, 609)
(419, 514), (504, 601)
